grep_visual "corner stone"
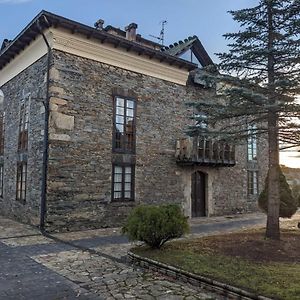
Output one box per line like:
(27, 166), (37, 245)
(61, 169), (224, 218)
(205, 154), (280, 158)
(51, 111), (75, 131)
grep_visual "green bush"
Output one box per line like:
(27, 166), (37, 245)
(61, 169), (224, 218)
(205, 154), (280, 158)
(258, 167), (298, 218)
(291, 184), (300, 208)
(122, 204), (189, 249)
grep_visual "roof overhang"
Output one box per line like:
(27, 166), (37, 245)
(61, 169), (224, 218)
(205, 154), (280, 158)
(0, 11), (197, 72)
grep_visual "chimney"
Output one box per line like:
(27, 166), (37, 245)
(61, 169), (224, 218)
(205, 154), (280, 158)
(94, 19), (104, 30)
(1, 39), (11, 52)
(125, 23), (138, 41)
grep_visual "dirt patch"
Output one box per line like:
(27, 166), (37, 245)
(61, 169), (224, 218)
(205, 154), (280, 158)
(210, 231), (299, 263)
(184, 214), (300, 263)
(172, 229), (300, 263)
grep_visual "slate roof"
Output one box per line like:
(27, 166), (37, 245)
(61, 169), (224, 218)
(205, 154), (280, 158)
(0, 11), (199, 72)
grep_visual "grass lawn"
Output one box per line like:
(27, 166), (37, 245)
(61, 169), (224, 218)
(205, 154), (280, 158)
(133, 227), (300, 300)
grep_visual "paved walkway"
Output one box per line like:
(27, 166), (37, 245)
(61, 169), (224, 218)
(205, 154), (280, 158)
(0, 213), (269, 300)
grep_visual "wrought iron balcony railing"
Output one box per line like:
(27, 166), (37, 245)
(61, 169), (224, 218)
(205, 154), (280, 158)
(175, 136), (236, 167)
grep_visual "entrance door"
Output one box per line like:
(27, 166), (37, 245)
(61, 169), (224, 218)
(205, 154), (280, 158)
(191, 171), (206, 217)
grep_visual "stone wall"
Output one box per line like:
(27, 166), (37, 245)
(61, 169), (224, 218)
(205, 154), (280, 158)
(44, 50), (268, 231)
(0, 50), (268, 232)
(45, 50), (197, 231)
(0, 56), (47, 226)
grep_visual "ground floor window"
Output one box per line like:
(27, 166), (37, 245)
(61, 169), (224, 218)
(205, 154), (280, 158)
(112, 164), (135, 201)
(248, 170), (258, 195)
(16, 161), (27, 203)
(0, 164), (3, 197)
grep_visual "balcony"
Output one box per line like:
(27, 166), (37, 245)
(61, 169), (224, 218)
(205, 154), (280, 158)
(175, 136), (236, 167)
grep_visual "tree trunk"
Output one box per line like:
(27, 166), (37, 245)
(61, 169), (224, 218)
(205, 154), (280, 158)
(266, 1), (280, 240)
(266, 112), (280, 240)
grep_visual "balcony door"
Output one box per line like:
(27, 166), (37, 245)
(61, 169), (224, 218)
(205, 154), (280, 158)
(191, 171), (206, 217)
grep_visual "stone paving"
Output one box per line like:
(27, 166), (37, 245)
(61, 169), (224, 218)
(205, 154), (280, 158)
(0, 239), (100, 300)
(33, 250), (217, 300)
(0, 212), (274, 300)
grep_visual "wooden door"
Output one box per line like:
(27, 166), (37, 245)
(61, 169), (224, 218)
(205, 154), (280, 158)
(191, 171), (206, 217)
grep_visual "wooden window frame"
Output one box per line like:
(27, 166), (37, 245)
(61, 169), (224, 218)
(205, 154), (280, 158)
(247, 124), (257, 161)
(247, 170), (258, 196)
(16, 94), (30, 203)
(16, 160), (27, 203)
(18, 94), (30, 153)
(111, 163), (135, 202)
(0, 113), (4, 156)
(112, 95), (136, 154)
(0, 163), (3, 198)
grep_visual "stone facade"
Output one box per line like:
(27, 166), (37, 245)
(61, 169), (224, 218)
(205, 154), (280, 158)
(45, 49), (267, 231)
(0, 49), (268, 232)
(0, 56), (47, 226)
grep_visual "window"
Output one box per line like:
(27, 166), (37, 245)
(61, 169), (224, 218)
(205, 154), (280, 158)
(18, 94), (30, 152)
(0, 164), (3, 197)
(194, 112), (208, 130)
(212, 142), (219, 160)
(16, 161), (27, 202)
(205, 140), (211, 159)
(113, 96), (136, 153)
(248, 171), (258, 195)
(0, 112), (5, 198)
(247, 124), (257, 161)
(198, 138), (205, 159)
(0, 113), (4, 155)
(112, 164), (135, 201)
(224, 144), (230, 161)
(16, 94), (30, 202)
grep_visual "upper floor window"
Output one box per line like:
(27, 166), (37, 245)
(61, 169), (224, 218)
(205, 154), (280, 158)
(194, 112), (208, 131)
(247, 124), (257, 161)
(113, 96), (136, 153)
(18, 94), (30, 152)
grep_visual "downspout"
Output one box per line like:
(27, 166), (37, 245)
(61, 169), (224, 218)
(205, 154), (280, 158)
(36, 16), (51, 232)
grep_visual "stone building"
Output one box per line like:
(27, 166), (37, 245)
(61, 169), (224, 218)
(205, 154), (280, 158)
(0, 11), (268, 232)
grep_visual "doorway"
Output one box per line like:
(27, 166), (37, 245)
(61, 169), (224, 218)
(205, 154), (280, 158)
(191, 171), (206, 217)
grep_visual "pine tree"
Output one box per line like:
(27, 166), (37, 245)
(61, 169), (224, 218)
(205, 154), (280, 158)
(189, 0), (300, 239)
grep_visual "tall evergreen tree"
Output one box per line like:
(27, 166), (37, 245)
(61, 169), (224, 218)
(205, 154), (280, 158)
(189, 0), (300, 239)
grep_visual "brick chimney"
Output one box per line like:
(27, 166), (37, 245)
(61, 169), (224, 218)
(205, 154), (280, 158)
(94, 19), (104, 30)
(125, 23), (138, 41)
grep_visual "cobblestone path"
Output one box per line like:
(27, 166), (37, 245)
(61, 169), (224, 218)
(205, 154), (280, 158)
(0, 213), (269, 300)
(0, 218), (222, 300)
(0, 219), (100, 300)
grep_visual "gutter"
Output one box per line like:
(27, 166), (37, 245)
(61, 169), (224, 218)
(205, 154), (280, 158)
(36, 15), (51, 232)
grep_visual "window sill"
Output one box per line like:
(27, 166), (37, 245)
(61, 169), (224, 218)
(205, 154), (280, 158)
(112, 149), (136, 155)
(247, 194), (258, 200)
(111, 199), (135, 203)
(16, 199), (26, 205)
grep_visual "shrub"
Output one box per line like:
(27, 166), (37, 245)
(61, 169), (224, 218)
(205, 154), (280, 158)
(258, 167), (298, 218)
(291, 184), (300, 208)
(122, 204), (189, 249)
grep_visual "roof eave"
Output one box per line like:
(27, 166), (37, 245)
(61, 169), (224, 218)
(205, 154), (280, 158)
(0, 11), (197, 72)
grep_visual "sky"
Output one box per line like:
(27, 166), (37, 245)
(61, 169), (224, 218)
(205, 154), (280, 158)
(0, 0), (298, 168)
(0, 0), (256, 61)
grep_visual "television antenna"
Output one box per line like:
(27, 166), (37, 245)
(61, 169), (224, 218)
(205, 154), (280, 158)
(150, 20), (167, 46)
